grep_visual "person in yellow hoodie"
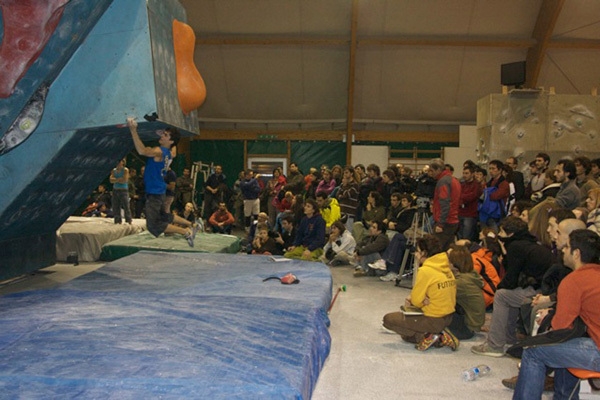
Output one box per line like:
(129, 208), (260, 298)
(315, 190), (341, 232)
(382, 234), (459, 351)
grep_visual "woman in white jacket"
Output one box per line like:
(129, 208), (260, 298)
(585, 188), (600, 233)
(321, 220), (357, 266)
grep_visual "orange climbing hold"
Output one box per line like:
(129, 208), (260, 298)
(172, 19), (206, 114)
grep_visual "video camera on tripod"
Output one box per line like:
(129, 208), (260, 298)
(414, 172), (435, 210)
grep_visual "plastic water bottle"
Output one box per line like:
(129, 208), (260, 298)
(462, 365), (491, 381)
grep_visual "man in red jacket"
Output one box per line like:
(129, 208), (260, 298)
(458, 165), (483, 242)
(429, 158), (461, 250)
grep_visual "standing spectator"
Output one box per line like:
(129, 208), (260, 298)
(240, 169), (261, 231)
(316, 169), (336, 196)
(337, 166), (360, 231)
(458, 165), (482, 242)
(501, 164), (517, 216)
(590, 158), (600, 184)
(398, 166), (417, 194)
(109, 158), (132, 224)
(574, 156), (599, 205)
(484, 160), (510, 231)
(208, 202), (235, 234)
(505, 157), (525, 200)
(203, 165), (227, 220)
(266, 167), (286, 228)
(134, 165), (145, 218)
(175, 167), (194, 213)
(429, 158), (461, 250)
(164, 167), (177, 213)
(381, 168), (400, 209)
(554, 158), (580, 210)
(128, 167), (138, 217)
(529, 153), (551, 194)
(283, 162), (304, 195)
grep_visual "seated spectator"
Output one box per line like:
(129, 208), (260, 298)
(471, 217), (554, 357)
(208, 202), (235, 234)
(251, 223), (281, 255)
(516, 218), (585, 338)
(180, 202), (197, 224)
(274, 214), (296, 253)
(384, 193), (416, 238)
(353, 221), (390, 277)
(446, 244), (486, 340)
(456, 238), (501, 308)
(512, 229), (600, 399)
(84, 201), (113, 218)
(315, 190), (341, 232)
(528, 202), (574, 249)
(284, 199), (326, 261)
(382, 235), (458, 351)
(510, 200), (534, 223)
(574, 156), (599, 206)
(353, 191), (386, 243)
(585, 187), (600, 233)
(321, 220), (356, 266)
(240, 212), (270, 253)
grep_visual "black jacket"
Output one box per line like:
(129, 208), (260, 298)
(498, 231), (554, 290)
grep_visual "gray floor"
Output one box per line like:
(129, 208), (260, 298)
(2, 261), (597, 399)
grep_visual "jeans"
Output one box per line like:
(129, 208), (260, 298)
(513, 337), (600, 400)
(487, 286), (537, 348)
(112, 189), (132, 223)
(458, 216), (477, 241)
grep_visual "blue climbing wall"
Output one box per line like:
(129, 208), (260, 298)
(0, 0), (199, 280)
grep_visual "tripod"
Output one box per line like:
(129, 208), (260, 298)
(395, 205), (432, 288)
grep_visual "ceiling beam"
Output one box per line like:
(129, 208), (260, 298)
(526, 0), (565, 88)
(192, 130), (459, 143)
(195, 34), (535, 48)
(195, 33), (600, 52)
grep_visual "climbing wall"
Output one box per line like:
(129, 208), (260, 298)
(0, 0), (200, 280)
(476, 91), (600, 167)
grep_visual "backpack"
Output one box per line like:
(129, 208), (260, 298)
(478, 186), (503, 223)
(471, 248), (501, 307)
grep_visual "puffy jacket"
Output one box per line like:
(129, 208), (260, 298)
(432, 169), (461, 227)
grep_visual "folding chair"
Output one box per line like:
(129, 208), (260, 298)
(568, 368), (600, 400)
